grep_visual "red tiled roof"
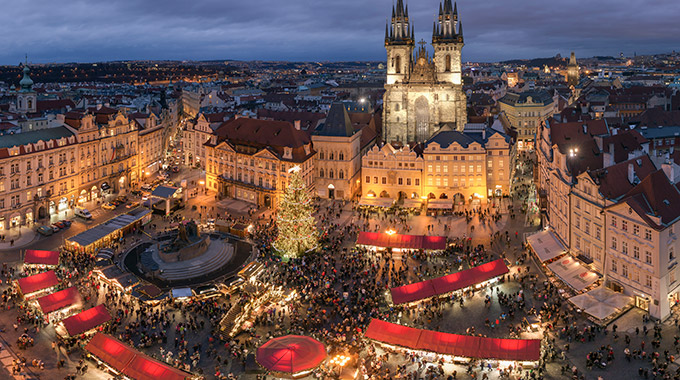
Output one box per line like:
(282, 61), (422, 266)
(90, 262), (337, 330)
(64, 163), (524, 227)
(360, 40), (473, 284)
(214, 117), (314, 162)
(602, 130), (648, 164)
(16, 271), (59, 295)
(591, 155), (657, 201)
(549, 119), (607, 176)
(621, 169), (680, 230)
(36, 99), (75, 113)
(62, 304), (111, 336)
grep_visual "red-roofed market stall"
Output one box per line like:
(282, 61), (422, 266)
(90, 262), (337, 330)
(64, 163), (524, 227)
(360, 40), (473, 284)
(364, 319), (541, 363)
(85, 333), (194, 380)
(16, 270), (60, 300)
(23, 249), (60, 267)
(60, 304), (112, 338)
(357, 232), (446, 251)
(35, 287), (82, 322)
(390, 259), (510, 305)
(256, 335), (327, 378)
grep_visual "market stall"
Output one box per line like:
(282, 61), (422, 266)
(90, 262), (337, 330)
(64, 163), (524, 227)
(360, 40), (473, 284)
(357, 232), (446, 251)
(390, 259), (509, 305)
(358, 197), (395, 208)
(65, 208), (151, 254)
(547, 256), (599, 291)
(16, 270), (60, 300)
(57, 304), (112, 339)
(35, 287), (82, 323)
(23, 249), (60, 269)
(256, 335), (327, 379)
(85, 333), (195, 380)
(364, 319), (540, 365)
(526, 230), (566, 262)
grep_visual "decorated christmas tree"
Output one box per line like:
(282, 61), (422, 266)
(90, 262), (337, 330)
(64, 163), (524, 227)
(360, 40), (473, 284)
(273, 166), (318, 258)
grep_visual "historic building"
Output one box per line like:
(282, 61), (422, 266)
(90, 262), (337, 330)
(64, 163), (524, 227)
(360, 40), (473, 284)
(567, 52), (580, 87)
(361, 125), (512, 207)
(312, 103), (364, 200)
(185, 112), (230, 167)
(382, 0), (467, 144)
(205, 118), (315, 209)
(0, 127), (79, 231)
(498, 90), (555, 151)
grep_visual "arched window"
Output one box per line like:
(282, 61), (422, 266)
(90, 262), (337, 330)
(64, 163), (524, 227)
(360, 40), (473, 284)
(339, 170), (344, 179)
(28, 98), (33, 110)
(319, 151), (325, 160)
(339, 152), (344, 161)
(395, 55), (401, 74)
(319, 169), (325, 178)
(445, 54), (451, 72)
(329, 170), (334, 179)
(329, 152), (334, 160)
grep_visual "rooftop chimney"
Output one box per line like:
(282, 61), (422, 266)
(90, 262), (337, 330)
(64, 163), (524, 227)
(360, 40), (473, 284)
(628, 163), (635, 184)
(662, 163), (676, 183)
(582, 124), (588, 134)
(294, 120), (301, 130)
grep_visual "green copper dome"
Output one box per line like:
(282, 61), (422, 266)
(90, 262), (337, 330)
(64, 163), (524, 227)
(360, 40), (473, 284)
(19, 65), (34, 91)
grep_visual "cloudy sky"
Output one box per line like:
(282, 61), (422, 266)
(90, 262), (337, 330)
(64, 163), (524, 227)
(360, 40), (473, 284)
(2, 0), (678, 64)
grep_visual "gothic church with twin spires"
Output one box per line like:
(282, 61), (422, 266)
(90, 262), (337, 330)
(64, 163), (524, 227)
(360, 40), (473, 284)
(383, 0), (467, 144)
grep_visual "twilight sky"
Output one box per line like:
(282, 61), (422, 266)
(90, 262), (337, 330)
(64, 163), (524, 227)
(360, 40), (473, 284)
(2, 0), (678, 65)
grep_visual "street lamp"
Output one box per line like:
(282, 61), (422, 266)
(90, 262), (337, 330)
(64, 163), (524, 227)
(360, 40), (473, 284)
(385, 228), (396, 235)
(329, 354), (350, 375)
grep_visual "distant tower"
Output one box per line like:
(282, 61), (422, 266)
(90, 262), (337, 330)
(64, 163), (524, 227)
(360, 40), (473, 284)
(385, 0), (414, 85)
(17, 60), (36, 114)
(567, 51), (579, 87)
(432, 0), (464, 85)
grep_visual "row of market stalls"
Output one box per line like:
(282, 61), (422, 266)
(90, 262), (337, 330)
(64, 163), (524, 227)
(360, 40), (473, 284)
(526, 230), (633, 323)
(357, 232), (447, 252)
(16, 250), (113, 339)
(357, 196), (462, 214)
(364, 319), (541, 366)
(65, 208), (151, 254)
(389, 259), (510, 305)
(85, 333), (197, 380)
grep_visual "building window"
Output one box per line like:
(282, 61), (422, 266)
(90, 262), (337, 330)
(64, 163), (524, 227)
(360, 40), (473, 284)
(595, 227), (601, 240)
(671, 247), (676, 261)
(415, 178), (420, 186)
(645, 229), (652, 240)
(575, 216), (580, 229)
(611, 237), (617, 250)
(575, 236), (581, 250)
(373, 177), (378, 184)
(381, 177), (386, 185)
(366, 176), (370, 184)
(621, 220), (628, 232)
(645, 250), (652, 265)
(428, 165), (433, 173)
(611, 259), (617, 273)
(398, 178), (403, 185)
(622, 241), (628, 255)
(611, 217), (617, 228)
(633, 246), (640, 260)
(633, 224), (640, 236)
(645, 274), (652, 288)
(406, 178), (411, 186)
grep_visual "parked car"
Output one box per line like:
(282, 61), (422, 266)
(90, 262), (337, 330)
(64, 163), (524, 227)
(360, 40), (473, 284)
(130, 190), (143, 196)
(53, 221), (65, 229)
(59, 220), (72, 227)
(116, 195), (128, 203)
(50, 224), (61, 233)
(37, 226), (53, 236)
(75, 207), (92, 219)
(102, 202), (116, 210)
(141, 184), (152, 191)
(126, 201), (140, 209)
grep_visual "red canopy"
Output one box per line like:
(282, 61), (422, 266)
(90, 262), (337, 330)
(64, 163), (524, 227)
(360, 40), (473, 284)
(17, 271), (59, 295)
(390, 259), (509, 305)
(257, 335), (326, 374)
(364, 319), (540, 362)
(36, 287), (82, 314)
(62, 305), (112, 337)
(85, 333), (190, 380)
(24, 249), (60, 266)
(357, 232), (446, 250)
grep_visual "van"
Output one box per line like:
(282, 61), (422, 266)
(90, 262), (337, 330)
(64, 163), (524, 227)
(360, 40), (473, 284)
(75, 207), (92, 219)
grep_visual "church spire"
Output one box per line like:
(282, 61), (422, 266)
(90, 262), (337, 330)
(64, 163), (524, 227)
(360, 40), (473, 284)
(453, 1), (458, 17)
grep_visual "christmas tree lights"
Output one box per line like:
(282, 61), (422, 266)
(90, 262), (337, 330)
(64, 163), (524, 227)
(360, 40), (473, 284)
(273, 166), (318, 258)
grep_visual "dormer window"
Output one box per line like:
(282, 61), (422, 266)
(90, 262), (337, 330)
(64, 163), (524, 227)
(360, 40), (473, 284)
(283, 147), (292, 159)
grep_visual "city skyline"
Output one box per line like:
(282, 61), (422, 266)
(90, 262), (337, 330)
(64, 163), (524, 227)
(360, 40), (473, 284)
(2, 0), (679, 65)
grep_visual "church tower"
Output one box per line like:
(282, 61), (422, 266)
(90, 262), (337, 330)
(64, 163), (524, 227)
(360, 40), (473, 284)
(432, 0), (463, 85)
(385, 0), (414, 85)
(17, 62), (36, 114)
(382, 1), (467, 145)
(567, 51), (579, 87)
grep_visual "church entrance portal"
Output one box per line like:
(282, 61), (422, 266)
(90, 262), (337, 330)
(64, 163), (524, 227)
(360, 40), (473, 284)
(415, 96), (429, 142)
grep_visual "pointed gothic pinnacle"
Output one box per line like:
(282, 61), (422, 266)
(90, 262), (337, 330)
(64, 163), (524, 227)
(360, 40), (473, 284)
(405, 4), (409, 18)
(385, 21), (389, 40)
(454, 1), (458, 15)
(458, 21), (463, 37)
(439, 2), (443, 15)
(432, 21), (437, 38)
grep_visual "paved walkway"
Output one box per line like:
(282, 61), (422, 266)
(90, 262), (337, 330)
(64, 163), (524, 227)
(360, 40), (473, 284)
(0, 226), (37, 252)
